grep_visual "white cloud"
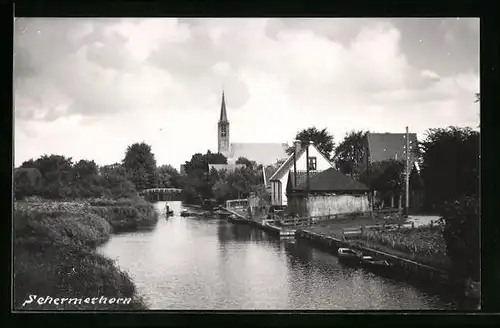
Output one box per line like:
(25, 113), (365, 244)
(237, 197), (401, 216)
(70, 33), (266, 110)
(14, 18), (480, 169)
(421, 70), (441, 82)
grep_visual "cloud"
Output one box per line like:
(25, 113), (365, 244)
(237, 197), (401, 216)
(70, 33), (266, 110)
(421, 70), (441, 82)
(14, 18), (480, 169)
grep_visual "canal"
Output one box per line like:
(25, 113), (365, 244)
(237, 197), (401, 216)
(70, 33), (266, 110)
(97, 201), (457, 310)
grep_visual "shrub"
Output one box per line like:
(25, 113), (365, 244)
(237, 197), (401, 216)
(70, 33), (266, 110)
(14, 239), (147, 310)
(88, 197), (158, 232)
(14, 208), (112, 248)
(14, 168), (42, 199)
(438, 196), (479, 280)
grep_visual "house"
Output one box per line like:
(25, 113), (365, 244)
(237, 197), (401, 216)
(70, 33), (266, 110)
(286, 167), (371, 217)
(362, 132), (423, 211)
(269, 140), (335, 207)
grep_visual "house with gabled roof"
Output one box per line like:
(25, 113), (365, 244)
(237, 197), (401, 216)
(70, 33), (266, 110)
(286, 167), (370, 217)
(269, 141), (335, 207)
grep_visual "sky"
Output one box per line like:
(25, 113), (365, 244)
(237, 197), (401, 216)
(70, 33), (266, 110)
(14, 18), (480, 171)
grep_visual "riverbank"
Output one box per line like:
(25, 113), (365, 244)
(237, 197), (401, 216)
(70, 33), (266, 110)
(13, 197), (158, 310)
(305, 219), (451, 271)
(295, 221), (479, 309)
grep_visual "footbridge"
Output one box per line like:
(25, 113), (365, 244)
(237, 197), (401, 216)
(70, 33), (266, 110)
(138, 188), (183, 202)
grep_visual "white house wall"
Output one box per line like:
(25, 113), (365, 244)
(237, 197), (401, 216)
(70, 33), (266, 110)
(272, 145), (334, 207)
(306, 194), (370, 217)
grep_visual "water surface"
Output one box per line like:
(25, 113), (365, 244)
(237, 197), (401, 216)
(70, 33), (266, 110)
(98, 201), (456, 310)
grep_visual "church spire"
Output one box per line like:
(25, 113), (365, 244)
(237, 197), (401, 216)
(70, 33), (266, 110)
(219, 90), (228, 122)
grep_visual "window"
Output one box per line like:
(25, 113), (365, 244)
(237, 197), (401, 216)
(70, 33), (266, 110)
(308, 157), (317, 170)
(221, 125), (227, 137)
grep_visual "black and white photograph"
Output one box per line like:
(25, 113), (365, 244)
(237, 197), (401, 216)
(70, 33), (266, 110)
(13, 17), (480, 311)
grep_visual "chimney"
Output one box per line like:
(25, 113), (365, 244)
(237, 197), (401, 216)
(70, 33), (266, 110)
(306, 141), (313, 195)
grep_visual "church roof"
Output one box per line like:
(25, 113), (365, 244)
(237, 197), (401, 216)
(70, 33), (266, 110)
(230, 142), (289, 166)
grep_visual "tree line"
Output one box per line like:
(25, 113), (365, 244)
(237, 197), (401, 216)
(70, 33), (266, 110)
(14, 142), (182, 200)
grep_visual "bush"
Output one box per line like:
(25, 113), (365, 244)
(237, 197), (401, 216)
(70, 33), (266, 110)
(13, 200), (149, 310)
(14, 168), (42, 199)
(88, 197), (158, 232)
(14, 207), (112, 248)
(14, 239), (147, 310)
(356, 226), (447, 259)
(439, 196), (479, 280)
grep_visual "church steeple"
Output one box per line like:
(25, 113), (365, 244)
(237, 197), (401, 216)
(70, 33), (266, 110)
(219, 90), (228, 122)
(217, 90), (230, 157)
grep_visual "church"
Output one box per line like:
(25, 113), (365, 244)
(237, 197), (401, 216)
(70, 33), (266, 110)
(209, 91), (289, 172)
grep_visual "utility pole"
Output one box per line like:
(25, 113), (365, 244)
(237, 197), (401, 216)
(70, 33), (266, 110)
(293, 140), (299, 189)
(405, 126), (410, 217)
(306, 141), (310, 195)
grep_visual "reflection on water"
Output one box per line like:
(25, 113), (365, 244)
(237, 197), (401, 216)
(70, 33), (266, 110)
(97, 201), (457, 310)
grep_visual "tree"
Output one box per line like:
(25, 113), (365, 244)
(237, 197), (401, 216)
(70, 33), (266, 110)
(100, 163), (128, 177)
(72, 160), (99, 181)
(236, 157), (256, 169)
(157, 164), (180, 188)
(122, 142), (159, 191)
(333, 130), (368, 176)
(359, 159), (405, 207)
(14, 168), (42, 199)
(34, 155), (74, 199)
(286, 127), (335, 159)
(420, 127), (479, 211)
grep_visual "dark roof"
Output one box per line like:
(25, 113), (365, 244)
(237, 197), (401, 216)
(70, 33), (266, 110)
(287, 170), (322, 189)
(269, 148), (306, 181)
(294, 168), (369, 192)
(366, 133), (418, 164)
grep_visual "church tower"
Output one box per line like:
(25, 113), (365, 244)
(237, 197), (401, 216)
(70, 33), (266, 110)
(218, 91), (230, 157)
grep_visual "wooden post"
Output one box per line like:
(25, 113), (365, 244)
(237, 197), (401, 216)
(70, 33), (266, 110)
(405, 126), (410, 216)
(293, 140), (298, 189)
(306, 141), (310, 195)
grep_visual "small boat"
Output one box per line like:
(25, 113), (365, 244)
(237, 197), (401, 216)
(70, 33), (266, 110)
(180, 209), (193, 217)
(337, 248), (361, 264)
(359, 255), (391, 273)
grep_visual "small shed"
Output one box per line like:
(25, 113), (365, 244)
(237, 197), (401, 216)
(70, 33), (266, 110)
(286, 168), (371, 218)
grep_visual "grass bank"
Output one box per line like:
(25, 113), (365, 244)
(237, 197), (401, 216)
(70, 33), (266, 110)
(350, 225), (451, 271)
(13, 197), (158, 310)
(305, 216), (451, 271)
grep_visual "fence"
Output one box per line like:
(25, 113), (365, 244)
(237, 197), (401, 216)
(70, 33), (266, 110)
(342, 220), (442, 239)
(226, 199), (248, 209)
